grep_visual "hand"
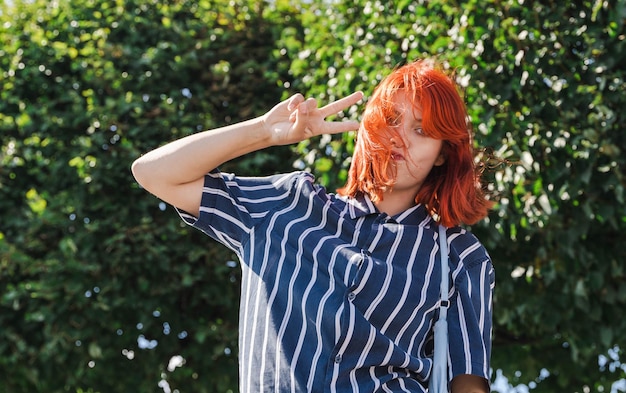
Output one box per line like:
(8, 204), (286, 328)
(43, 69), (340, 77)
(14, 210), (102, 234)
(450, 374), (490, 393)
(262, 91), (363, 146)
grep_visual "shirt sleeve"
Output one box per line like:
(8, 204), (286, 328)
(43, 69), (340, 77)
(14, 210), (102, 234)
(177, 170), (304, 252)
(446, 231), (495, 381)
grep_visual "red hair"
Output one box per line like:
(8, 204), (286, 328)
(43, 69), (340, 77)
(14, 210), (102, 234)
(337, 59), (493, 227)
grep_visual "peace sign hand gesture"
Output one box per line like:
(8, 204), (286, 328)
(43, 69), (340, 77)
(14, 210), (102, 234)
(262, 91), (364, 146)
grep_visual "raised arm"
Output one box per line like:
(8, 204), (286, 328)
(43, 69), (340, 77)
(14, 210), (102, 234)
(131, 92), (363, 216)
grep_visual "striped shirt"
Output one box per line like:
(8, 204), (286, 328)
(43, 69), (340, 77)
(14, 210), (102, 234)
(179, 170), (494, 393)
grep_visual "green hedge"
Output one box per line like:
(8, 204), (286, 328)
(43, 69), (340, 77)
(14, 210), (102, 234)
(1, 0), (624, 392)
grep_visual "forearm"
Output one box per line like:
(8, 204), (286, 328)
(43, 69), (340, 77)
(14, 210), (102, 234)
(132, 116), (271, 191)
(130, 92), (362, 215)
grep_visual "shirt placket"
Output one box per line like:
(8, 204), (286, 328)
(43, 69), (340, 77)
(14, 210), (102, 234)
(324, 214), (388, 392)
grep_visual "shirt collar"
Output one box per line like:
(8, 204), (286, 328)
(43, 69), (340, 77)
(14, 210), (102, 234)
(345, 193), (378, 219)
(395, 203), (433, 227)
(343, 193), (434, 227)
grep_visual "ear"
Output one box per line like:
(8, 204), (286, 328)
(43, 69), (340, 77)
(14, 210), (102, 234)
(434, 151), (446, 166)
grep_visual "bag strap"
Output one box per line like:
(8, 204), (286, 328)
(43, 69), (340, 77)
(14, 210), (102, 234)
(428, 225), (450, 393)
(437, 225), (450, 318)
(428, 224), (451, 393)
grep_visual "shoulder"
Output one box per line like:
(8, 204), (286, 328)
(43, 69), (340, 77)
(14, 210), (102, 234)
(446, 226), (492, 271)
(445, 227), (495, 295)
(446, 227), (490, 261)
(214, 170), (316, 194)
(217, 169), (310, 184)
(280, 171), (332, 197)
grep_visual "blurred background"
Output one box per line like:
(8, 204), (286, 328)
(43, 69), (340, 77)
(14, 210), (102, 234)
(1, 0), (624, 392)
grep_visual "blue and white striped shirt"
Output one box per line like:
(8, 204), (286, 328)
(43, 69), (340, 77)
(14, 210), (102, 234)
(179, 170), (494, 393)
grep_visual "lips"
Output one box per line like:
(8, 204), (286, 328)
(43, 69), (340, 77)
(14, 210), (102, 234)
(391, 152), (405, 161)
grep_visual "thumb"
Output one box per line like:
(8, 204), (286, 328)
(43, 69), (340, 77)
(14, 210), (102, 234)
(292, 104), (312, 136)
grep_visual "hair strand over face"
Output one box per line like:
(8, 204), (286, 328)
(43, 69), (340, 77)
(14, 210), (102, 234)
(337, 59), (493, 226)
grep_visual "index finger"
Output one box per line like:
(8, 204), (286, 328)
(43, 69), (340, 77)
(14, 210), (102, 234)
(318, 91), (364, 118)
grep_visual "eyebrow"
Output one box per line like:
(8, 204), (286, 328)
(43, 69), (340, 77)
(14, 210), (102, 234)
(394, 107), (423, 124)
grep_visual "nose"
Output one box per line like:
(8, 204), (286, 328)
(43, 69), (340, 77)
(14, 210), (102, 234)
(390, 132), (406, 148)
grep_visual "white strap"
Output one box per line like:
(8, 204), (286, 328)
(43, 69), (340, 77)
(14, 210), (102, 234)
(429, 225), (450, 393)
(438, 225), (450, 318)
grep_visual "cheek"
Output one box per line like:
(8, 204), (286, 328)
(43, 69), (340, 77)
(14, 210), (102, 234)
(410, 140), (443, 165)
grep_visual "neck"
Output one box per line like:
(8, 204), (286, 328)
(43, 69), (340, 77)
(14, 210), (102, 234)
(374, 189), (417, 217)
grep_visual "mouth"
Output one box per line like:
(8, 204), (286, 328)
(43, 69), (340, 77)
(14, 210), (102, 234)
(391, 152), (405, 161)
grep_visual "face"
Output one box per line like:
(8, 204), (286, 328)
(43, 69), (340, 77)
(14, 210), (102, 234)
(386, 91), (445, 197)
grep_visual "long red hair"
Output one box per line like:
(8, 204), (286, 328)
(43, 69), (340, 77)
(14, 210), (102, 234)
(337, 59), (493, 227)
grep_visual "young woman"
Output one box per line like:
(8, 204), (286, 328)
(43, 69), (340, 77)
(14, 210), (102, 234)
(132, 59), (494, 393)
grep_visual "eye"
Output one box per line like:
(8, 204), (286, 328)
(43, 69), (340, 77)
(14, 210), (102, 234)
(414, 127), (425, 135)
(385, 111), (401, 127)
(387, 117), (400, 127)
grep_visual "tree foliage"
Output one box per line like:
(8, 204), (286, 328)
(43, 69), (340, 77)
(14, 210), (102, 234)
(1, 0), (624, 392)
(280, 0), (626, 391)
(0, 0), (297, 392)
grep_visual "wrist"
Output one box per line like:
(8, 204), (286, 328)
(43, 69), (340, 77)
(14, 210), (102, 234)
(250, 115), (275, 148)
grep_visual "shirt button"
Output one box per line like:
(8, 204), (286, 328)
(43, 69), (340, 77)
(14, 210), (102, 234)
(334, 354), (342, 363)
(347, 292), (356, 301)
